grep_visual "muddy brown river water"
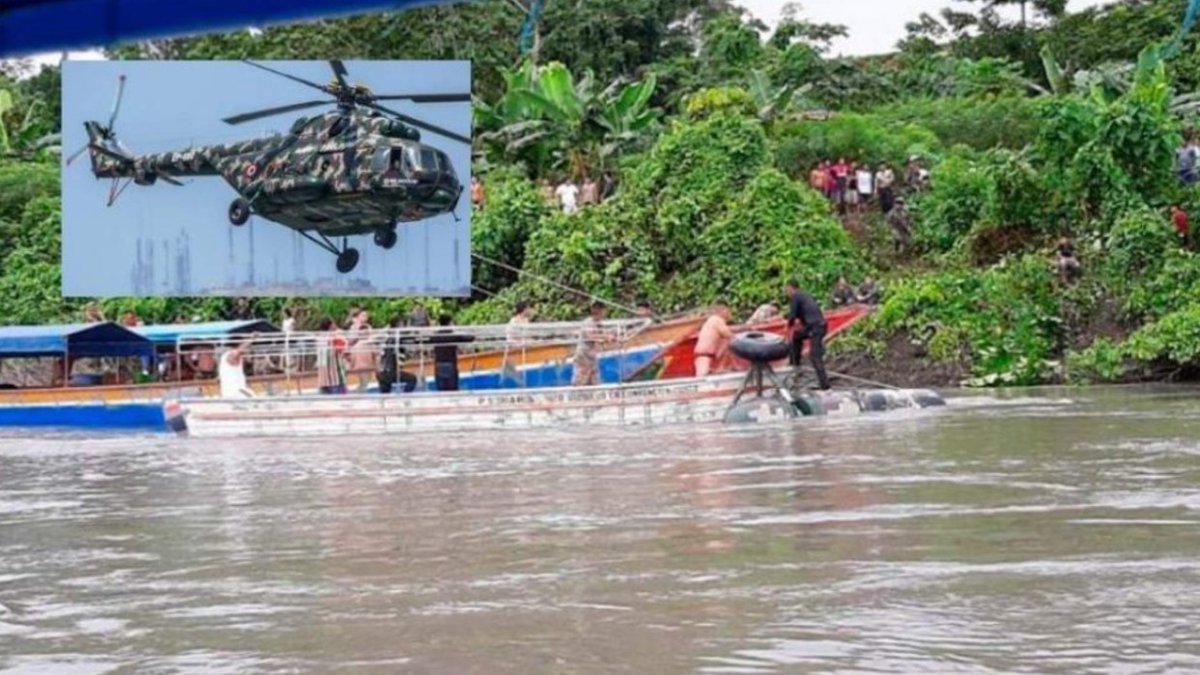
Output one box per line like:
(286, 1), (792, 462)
(2, 387), (1200, 673)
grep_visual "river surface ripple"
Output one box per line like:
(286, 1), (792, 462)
(2, 387), (1200, 673)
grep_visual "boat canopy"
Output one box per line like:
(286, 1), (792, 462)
(0, 322), (154, 359)
(0, 0), (464, 57)
(176, 319), (655, 356)
(134, 320), (279, 348)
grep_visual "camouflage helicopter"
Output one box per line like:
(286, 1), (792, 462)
(68, 60), (470, 274)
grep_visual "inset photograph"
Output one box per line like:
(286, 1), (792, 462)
(62, 59), (471, 296)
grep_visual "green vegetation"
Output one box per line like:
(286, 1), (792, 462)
(3, 0), (1200, 386)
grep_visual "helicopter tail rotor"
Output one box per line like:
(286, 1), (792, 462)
(66, 75), (126, 168)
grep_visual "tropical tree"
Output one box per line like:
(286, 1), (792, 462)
(474, 60), (659, 178)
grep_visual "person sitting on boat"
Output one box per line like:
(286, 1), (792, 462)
(694, 302), (735, 377)
(377, 316), (417, 394)
(317, 318), (348, 395)
(635, 300), (655, 320)
(218, 334), (257, 399)
(748, 303), (780, 326)
(786, 280), (831, 391)
(187, 346), (218, 380)
(830, 277), (856, 307)
(573, 301), (613, 387)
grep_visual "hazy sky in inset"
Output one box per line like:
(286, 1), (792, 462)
(62, 60), (471, 297)
(734, 0), (1111, 55)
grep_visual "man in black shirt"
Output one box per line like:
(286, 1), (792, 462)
(786, 280), (831, 390)
(377, 316), (418, 394)
(427, 314), (475, 392)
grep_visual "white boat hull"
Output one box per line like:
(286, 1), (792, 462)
(170, 372), (780, 438)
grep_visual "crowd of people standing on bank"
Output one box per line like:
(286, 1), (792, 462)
(809, 156), (929, 218)
(469, 171), (618, 216)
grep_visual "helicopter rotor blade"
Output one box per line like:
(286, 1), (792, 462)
(243, 60), (332, 95)
(65, 144), (90, 166)
(222, 100), (332, 125)
(366, 102), (471, 145)
(330, 60), (350, 89)
(373, 93), (471, 103)
(107, 75), (127, 130)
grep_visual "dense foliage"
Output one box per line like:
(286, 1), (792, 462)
(2, 0), (1200, 387)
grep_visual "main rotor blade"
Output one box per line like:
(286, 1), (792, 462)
(330, 60), (349, 89)
(243, 60), (332, 95)
(373, 93), (472, 103)
(367, 102), (471, 145)
(222, 100), (331, 125)
(107, 75), (126, 130)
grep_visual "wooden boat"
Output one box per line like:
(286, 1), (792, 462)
(166, 306), (916, 439)
(0, 315), (703, 430)
(638, 304), (872, 381)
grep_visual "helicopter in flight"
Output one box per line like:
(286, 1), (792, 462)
(68, 60), (471, 274)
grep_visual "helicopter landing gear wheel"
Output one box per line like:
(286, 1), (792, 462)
(336, 247), (360, 274)
(228, 198), (250, 226)
(373, 226), (398, 250)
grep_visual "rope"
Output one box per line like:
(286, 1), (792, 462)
(1165, 0), (1200, 59)
(517, 0), (545, 54)
(827, 369), (902, 391)
(471, 252), (642, 316)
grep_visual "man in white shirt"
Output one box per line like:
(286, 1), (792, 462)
(876, 163), (896, 214)
(555, 179), (580, 214)
(855, 165), (874, 214)
(218, 334), (257, 399)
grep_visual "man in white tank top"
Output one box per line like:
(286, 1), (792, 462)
(218, 335), (257, 399)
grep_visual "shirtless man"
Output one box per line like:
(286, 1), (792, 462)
(694, 302), (734, 378)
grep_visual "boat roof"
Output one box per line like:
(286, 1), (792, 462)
(134, 320), (279, 347)
(0, 322), (154, 359)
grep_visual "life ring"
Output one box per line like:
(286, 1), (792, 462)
(245, 164), (258, 178)
(730, 332), (791, 364)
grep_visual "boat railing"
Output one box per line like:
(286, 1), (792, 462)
(172, 318), (655, 391)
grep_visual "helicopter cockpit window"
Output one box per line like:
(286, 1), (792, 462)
(405, 146), (424, 172)
(436, 150), (455, 178)
(420, 148), (438, 171)
(371, 147), (391, 174)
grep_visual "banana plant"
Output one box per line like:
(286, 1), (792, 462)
(0, 90), (12, 153)
(0, 92), (61, 159)
(474, 60), (659, 177)
(1037, 45), (1200, 119)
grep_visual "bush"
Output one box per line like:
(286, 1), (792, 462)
(911, 154), (994, 252)
(873, 96), (1039, 151)
(870, 254), (1063, 385)
(774, 113), (939, 179)
(695, 169), (868, 309)
(471, 166), (549, 293)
